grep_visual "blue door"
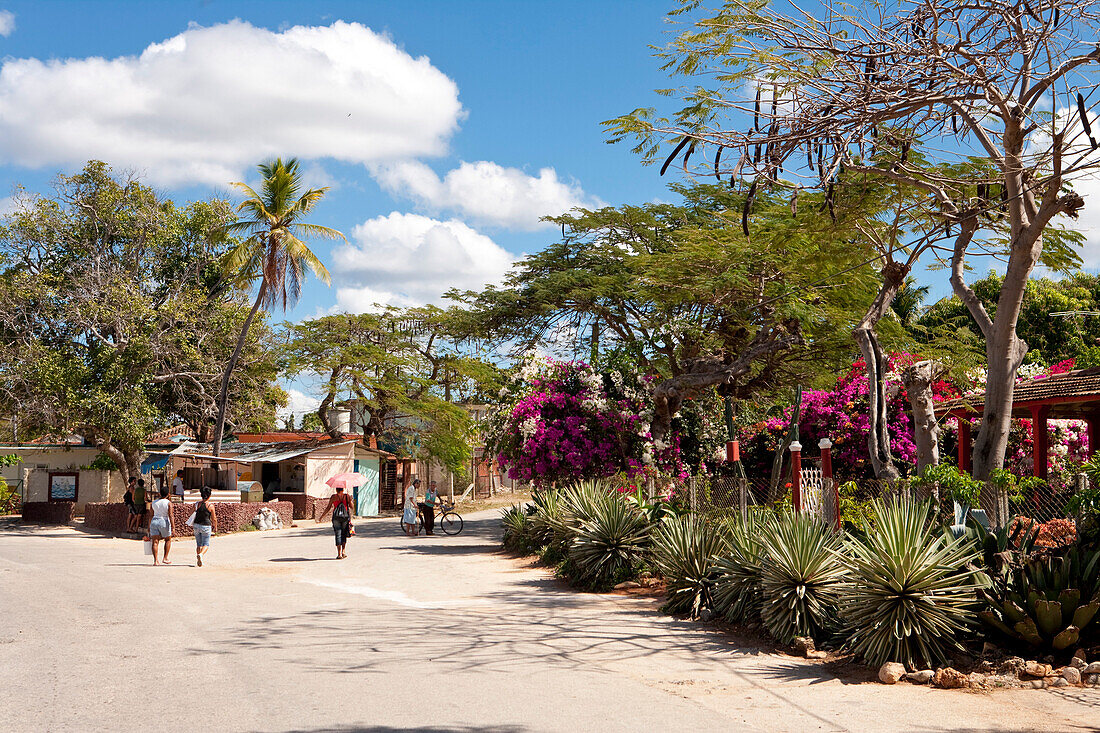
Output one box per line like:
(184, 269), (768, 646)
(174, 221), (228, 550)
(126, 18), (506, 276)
(356, 457), (380, 516)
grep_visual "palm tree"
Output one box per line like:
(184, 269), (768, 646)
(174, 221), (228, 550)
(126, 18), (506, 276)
(212, 158), (343, 455)
(890, 276), (930, 331)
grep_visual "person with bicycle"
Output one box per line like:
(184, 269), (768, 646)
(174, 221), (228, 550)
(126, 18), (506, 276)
(418, 480), (439, 535)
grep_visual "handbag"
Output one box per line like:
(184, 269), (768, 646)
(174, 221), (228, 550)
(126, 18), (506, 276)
(185, 512), (196, 527)
(143, 537), (152, 555)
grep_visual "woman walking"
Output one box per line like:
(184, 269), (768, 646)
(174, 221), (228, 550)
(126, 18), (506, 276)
(192, 486), (217, 567)
(149, 485), (173, 566)
(402, 479), (419, 536)
(317, 485), (353, 559)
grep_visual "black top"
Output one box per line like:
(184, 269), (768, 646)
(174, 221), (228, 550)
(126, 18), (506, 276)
(194, 500), (212, 526)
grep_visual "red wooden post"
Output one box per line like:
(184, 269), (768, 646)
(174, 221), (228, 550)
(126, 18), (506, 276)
(1087, 415), (1099, 460)
(819, 438), (837, 530)
(789, 441), (802, 511)
(956, 413), (972, 474)
(1030, 405), (1050, 480)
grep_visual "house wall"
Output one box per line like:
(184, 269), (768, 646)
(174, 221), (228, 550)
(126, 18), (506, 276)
(303, 443), (355, 498)
(24, 467), (123, 515)
(1, 446), (102, 487)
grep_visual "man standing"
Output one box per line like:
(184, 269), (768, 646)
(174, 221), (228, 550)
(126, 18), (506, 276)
(124, 476), (138, 533)
(418, 480), (438, 536)
(171, 470), (186, 502)
(133, 477), (148, 531)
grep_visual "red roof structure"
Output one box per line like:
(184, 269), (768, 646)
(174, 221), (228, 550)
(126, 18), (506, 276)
(937, 367), (1100, 478)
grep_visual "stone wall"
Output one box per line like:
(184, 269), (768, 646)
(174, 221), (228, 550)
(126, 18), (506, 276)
(21, 501), (75, 524)
(83, 500), (293, 537)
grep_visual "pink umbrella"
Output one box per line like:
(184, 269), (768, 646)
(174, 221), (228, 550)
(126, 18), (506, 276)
(326, 472), (364, 490)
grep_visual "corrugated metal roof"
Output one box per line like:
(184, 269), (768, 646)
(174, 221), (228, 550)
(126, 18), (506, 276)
(154, 440), (357, 462)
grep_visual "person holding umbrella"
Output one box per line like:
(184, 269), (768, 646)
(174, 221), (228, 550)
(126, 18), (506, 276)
(316, 473), (361, 559)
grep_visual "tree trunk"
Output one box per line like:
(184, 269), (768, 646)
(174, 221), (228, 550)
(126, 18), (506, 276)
(853, 261), (908, 482)
(901, 360), (943, 477)
(212, 288), (265, 456)
(102, 443), (142, 485)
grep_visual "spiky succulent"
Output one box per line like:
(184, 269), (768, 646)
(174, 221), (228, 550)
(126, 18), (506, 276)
(651, 515), (727, 618)
(759, 511), (847, 643)
(979, 545), (1100, 653)
(839, 497), (983, 668)
(712, 512), (770, 622)
(500, 504), (534, 553)
(569, 495), (650, 589)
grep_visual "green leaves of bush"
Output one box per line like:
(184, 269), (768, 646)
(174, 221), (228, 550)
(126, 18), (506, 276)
(839, 497), (983, 668)
(712, 513), (768, 622)
(758, 511), (846, 643)
(570, 497), (651, 589)
(652, 515), (726, 618)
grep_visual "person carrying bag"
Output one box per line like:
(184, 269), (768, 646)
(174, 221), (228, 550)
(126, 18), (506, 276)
(317, 486), (353, 560)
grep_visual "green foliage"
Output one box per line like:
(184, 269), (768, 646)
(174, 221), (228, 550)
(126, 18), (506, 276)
(0, 161), (284, 464)
(1072, 458), (1100, 519)
(911, 463), (982, 508)
(0, 477), (20, 515)
(919, 273), (1100, 368)
(979, 546), (1100, 653)
(651, 515), (727, 618)
(283, 307), (498, 472)
(711, 512), (769, 622)
(83, 453), (120, 472)
(569, 495), (651, 590)
(839, 497), (983, 668)
(528, 489), (570, 559)
(500, 505), (535, 554)
(758, 511), (847, 644)
(837, 481), (876, 533)
(0, 454), (21, 467)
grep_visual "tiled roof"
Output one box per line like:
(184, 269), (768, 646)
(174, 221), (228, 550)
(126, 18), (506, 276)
(938, 367), (1100, 419)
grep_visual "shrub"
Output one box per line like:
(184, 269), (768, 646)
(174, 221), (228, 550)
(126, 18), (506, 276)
(529, 489), (569, 558)
(979, 544), (1100, 653)
(711, 512), (769, 622)
(759, 511), (846, 644)
(569, 496), (650, 589)
(839, 497), (983, 668)
(651, 515), (726, 618)
(501, 504), (534, 553)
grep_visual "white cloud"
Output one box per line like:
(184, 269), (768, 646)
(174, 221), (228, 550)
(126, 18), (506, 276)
(331, 211), (516, 310)
(0, 20), (463, 186)
(374, 159), (600, 230)
(277, 388), (322, 421)
(0, 11), (13, 38)
(1070, 171), (1100, 267)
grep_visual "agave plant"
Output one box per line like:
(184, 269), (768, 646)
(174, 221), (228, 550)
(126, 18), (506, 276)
(839, 497), (983, 668)
(529, 489), (568, 548)
(569, 497), (650, 589)
(759, 511), (847, 644)
(500, 504), (533, 553)
(651, 515), (727, 617)
(979, 544), (1100, 652)
(561, 481), (612, 531)
(711, 512), (770, 622)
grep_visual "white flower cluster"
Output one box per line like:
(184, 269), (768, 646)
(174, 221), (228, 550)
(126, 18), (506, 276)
(519, 416), (539, 438)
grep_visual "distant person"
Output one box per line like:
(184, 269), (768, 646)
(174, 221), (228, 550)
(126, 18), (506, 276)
(133, 478), (148, 530)
(192, 486), (217, 567)
(172, 470), (185, 501)
(124, 476), (138, 533)
(317, 485), (353, 559)
(149, 485), (173, 565)
(402, 479), (419, 536)
(418, 480), (438, 535)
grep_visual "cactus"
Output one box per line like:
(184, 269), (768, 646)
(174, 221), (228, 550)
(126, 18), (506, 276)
(979, 545), (1100, 652)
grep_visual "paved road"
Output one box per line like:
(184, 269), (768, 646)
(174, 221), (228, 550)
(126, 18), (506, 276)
(1, 512), (1097, 732)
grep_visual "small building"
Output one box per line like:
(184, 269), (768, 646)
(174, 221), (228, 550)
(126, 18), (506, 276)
(148, 437), (396, 516)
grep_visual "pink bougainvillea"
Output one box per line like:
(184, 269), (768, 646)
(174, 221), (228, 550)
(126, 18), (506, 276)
(486, 358), (682, 486)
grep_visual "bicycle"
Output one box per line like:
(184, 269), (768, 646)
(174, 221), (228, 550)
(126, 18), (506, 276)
(399, 499), (464, 536)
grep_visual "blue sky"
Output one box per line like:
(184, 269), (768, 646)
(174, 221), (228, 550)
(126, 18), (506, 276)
(0, 0), (681, 322)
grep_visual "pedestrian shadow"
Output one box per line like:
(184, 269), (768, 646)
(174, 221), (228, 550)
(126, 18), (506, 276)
(268, 557), (333, 562)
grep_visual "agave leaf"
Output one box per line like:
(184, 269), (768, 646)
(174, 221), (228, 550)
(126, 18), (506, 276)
(1052, 625), (1080, 651)
(978, 610), (1016, 637)
(1013, 617), (1043, 646)
(1034, 599), (1064, 637)
(1058, 589), (1081, 627)
(1002, 599), (1028, 624)
(1071, 600), (1100, 630)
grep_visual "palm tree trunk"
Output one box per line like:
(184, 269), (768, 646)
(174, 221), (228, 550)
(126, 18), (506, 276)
(212, 288), (265, 456)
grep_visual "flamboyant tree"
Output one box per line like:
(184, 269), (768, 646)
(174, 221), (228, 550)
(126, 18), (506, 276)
(607, 0), (1100, 503)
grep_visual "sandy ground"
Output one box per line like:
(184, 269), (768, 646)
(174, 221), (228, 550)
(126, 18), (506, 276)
(1, 511), (1097, 733)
